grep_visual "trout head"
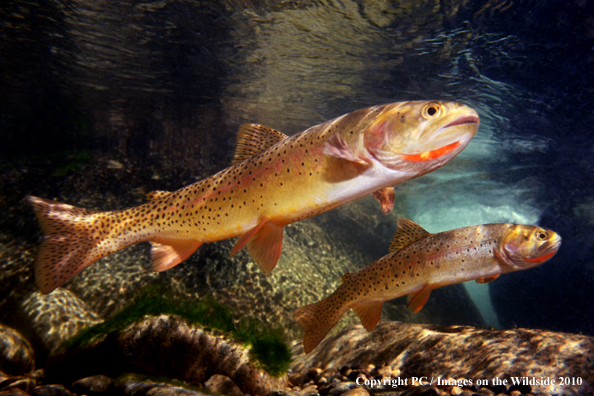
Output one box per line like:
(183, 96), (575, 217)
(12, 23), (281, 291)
(363, 101), (479, 176)
(498, 225), (562, 270)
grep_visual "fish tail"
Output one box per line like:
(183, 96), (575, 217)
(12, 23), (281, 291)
(27, 196), (121, 294)
(294, 295), (343, 354)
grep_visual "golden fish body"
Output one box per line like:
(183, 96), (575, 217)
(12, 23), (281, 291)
(294, 219), (562, 353)
(28, 101), (479, 293)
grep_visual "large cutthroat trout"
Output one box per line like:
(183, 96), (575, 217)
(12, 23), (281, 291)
(28, 101), (479, 293)
(294, 219), (562, 353)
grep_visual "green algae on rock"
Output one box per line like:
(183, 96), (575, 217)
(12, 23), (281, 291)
(55, 288), (291, 378)
(46, 314), (288, 395)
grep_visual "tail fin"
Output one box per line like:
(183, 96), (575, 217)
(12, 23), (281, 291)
(27, 196), (108, 294)
(293, 297), (343, 354)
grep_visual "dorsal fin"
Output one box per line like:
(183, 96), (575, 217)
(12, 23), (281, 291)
(146, 190), (172, 201)
(232, 124), (289, 165)
(389, 219), (430, 252)
(341, 272), (353, 282)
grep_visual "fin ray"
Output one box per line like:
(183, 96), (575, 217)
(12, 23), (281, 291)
(27, 196), (105, 293)
(230, 221), (266, 256)
(389, 219), (431, 252)
(232, 124), (288, 165)
(476, 274), (500, 284)
(371, 187), (395, 214)
(247, 223), (283, 274)
(294, 298), (343, 354)
(406, 284), (432, 313)
(150, 238), (202, 272)
(352, 301), (383, 331)
(230, 220), (283, 273)
(322, 133), (369, 165)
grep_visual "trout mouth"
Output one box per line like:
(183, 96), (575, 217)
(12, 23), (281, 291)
(442, 115), (480, 129)
(399, 114), (479, 163)
(528, 236), (562, 263)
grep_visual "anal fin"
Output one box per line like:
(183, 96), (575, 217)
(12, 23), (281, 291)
(371, 187), (395, 214)
(247, 223), (283, 274)
(476, 274), (500, 284)
(230, 220), (283, 274)
(406, 284), (433, 313)
(150, 238), (202, 272)
(352, 301), (383, 331)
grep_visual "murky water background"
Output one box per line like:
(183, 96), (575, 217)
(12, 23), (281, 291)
(2, 0), (594, 337)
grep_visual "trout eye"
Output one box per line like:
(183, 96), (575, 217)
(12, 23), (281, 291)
(536, 230), (548, 240)
(422, 103), (441, 119)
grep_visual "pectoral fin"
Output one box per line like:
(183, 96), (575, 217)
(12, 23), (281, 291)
(406, 284), (433, 313)
(323, 133), (369, 165)
(230, 220), (283, 274)
(372, 187), (395, 214)
(476, 274), (500, 284)
(150, 238), (202, 272)
(352, 301), (383, 331)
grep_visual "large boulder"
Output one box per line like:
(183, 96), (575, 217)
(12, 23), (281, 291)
(20, 289), (103, 352)
(45, 314), (288, 396)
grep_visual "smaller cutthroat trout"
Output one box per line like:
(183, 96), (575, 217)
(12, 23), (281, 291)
(294, 219), (562, 353)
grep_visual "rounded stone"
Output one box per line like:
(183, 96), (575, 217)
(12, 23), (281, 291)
(0, 324), (35, 376)
(71, 375), (113, 395)
(450, 386), (463, 396)
(30, 384), (74, 396)
(341, 388), (370, 396)
(205, 374), (243, 396)
(1, 378), (36, 394)
(20, 289), (103, 351)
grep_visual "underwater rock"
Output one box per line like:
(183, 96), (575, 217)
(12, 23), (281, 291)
(29, 384), (74, 396)
(340, 388), (369, 396)
(0, 324), (34, 376)
(113, 374), (212, 396)
(204, 374), (244, 396)
(71, 375), (114, 395)
(0, 377), (36, 394)
(0, 388), (29, 396)
(20, 289), (103, 351)
(291, 321), (594, 396)
(45, 314), (287, 396)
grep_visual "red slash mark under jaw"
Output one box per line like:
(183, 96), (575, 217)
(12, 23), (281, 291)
(401, 141), (461, 162)
(525, 250), (556, 263)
